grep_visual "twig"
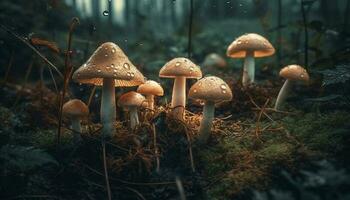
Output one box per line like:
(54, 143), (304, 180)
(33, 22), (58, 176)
(0, 24), (63, 78)
(176, 176), (187, 200)
(124, 187), (147, 200)
(87, 85), (97, 107)
(152, 124), (160, 173)
(255, 99), (270, 138)
(187, 0), (194, 58)
(102, 142), (112, 200)
(57, 17), (80, 146)
(2, 50), (14, 87)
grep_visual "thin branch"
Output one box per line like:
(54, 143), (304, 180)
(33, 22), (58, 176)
(0, 24), (63, 78)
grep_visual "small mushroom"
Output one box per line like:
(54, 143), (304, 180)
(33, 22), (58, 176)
(188, 76), (232, 144)
(137, 80), (164, 110)
(117, 91), (146, 130)
(202, 53), (227, 69)
(227, 33), (275, 87)
(62, 99), (89, 142)
(72, 42), (145, 138)
(159, 57), (202, 119)
(274, 64), (309, 110)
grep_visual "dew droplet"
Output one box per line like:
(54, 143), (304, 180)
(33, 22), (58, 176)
(105, 54), (108, 57)
(114, 69), (117, 73)
(130, 72), (135, 77)
(193, 89), (197, 93)
(123, 63), (130, 69)
(190, 66), (194, 71)
(111, 48), (116, 53)
(83, 63), (87, 67)
(237, 40), (242, 44)
(175, 62), (181, 67)
(102, 10), (109, 16)
(111, 64), (115, 68)
(127, 72), (131, 77)
(300, 74), (304, 78)
(221, 84), (227, 89)
(222, 90), (227, 94)
(97, 69), (101, 73)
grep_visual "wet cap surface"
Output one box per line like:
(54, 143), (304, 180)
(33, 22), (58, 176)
(189, 76), (233, 102)
(62, 99), (89, 118)
(72, 42), (145, 87)
(159, 57), (202, 79)
(137, 80), (164, 96)
(117, 91), (146, 107)
(227, 33), (275, 58)
(279, 64), (309, 82)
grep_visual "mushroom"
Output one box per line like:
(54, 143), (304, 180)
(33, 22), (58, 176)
(202, 53), (227, 69)
(72, 42), (145, 138)
(117, 91), (146, 129)
(137, 80), (164, 110)
(274, 64), (309, 110)
(188, 76), (232, 144)
(226, 33), (275, 87)
(159, 57), (202, 119)
(62, 99), (89, 141)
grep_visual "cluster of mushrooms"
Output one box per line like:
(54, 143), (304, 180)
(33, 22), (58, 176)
(62, 33), (309, 144)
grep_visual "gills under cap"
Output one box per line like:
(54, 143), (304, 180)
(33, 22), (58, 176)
(72, 42), (145, 87)
(159, 57), (202, 79)
(227, 33), (275, 58)
(188, 76), (233, 102)
(137, 80), (164, 96)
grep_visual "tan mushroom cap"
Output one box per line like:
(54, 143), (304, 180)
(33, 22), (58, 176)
(227, 33), (275, 58)
(188, 76), (233, 102)
(62, 99), (89, 119)
(117, 91), (146, 107)
(279, 64), (309, 82)
(137, 80), (164, 96)
(72, 42), (145, 87)
(159, 57), (202, 79)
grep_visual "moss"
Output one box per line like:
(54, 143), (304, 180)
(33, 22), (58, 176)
(282, 111), (350, 154)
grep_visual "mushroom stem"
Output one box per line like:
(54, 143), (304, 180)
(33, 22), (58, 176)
(101, 78), (116, 139)
(242, 51), (255, 87)
(146, 94), (155, 110)
(197, 101), (215, 144)
(71, 118), (82, 142)
(274, 79), (292, 110)
(129, 107), (139, 129)
(171, 76), (186, 119)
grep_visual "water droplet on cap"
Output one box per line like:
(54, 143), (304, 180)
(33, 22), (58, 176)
(123, 63), (130, 69)
(221, 84), (227, 89)
(175, 62), (181, 67)
(97, 69), (101, 73)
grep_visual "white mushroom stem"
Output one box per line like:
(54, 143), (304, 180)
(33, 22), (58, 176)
(71, 118), (82, 142)
(274, 79), (292, 110)
(71, 118), (82, 133)
(171, 76), (186, 119)
(146, 94), (155, 110)
(242, 51), (255, 87)
(198, 101), (215, 144)
(101, 78), (116, 139)
(129, 106), (139, 129)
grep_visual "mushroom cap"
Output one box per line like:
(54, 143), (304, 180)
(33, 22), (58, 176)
(72, 42), (145, 87)
(226, 33), (275, 58)
(159, 57), (202, 79)
(279, 64), (310, 82)
(203, 53), (227, 69)
(137, 80), (164, 96)
(117, 91), (146, 107)
(62, 99), (89, 119)
(188, 76), (233, 102)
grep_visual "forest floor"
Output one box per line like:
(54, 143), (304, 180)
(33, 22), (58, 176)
(1, 78), (349, 200)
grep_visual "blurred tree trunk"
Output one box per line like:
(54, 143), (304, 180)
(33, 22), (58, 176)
(320, 0), (340, 27)
(72, 0), (77, 9)
(343, 0), (350, 34)
(91, 0), (100, 22)
(170, 1), (177, 28)
(277, 0), (282, 66)
(124, 0), (130, 27)
(108, 0), (113, 25)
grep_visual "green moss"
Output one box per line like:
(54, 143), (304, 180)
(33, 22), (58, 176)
(200, 111), (350, 199)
